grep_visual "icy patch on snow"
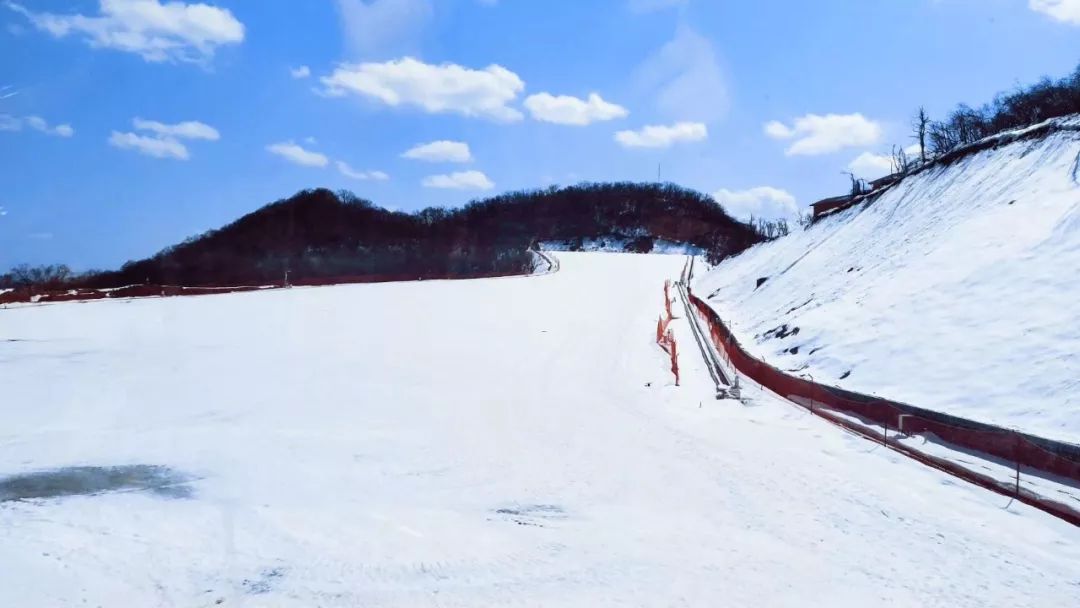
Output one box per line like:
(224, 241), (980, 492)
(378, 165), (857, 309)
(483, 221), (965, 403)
(0, 465), (194, 502)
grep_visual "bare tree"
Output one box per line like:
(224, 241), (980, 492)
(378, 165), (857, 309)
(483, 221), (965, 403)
(748, 215), (791, 240)
(6, 264), (73, 289)
(891, 145), (910, 175)
(797, 211), (813, 229)
(844, 172), (868, 196)
(912, 106), (930, 163)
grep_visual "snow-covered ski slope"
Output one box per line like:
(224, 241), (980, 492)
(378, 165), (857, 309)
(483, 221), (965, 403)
(1, 253), (1077, 607)
(696, 119), (1080, 444)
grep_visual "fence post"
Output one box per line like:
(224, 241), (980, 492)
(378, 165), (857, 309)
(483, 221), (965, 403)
(1014, 432), (1021, 497)
(801, 373), (816, 415)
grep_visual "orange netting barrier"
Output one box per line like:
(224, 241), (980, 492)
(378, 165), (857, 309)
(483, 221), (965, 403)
(0, 269), (526, 305)
(656, 281), (680, 386)
(685, 286), (1080, 526)
(664, 279), (674, 320)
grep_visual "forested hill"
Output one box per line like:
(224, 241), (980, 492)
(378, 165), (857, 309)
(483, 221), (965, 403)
(79, 182), (762, 288)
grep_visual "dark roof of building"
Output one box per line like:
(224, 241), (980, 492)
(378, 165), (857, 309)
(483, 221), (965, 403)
(870, 173), (902, 188)
(810, 195), (853, 209)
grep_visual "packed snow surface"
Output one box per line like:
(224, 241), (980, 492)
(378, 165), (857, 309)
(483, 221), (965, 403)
(695, 124), (1080, 443)
(1, 253), (1077, 607)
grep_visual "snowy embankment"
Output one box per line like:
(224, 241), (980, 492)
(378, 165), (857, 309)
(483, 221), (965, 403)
(1, 253), (1077, 607)
(539, 238), (704, 255)
(695, 119), (1080, 444)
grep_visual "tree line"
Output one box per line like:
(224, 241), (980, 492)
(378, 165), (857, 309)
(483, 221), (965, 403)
(895, 62), (1080, 175)
(3, 183), (762, 290)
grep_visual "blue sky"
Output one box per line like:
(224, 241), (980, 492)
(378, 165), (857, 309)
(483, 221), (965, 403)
(2, 0), (1080, 270)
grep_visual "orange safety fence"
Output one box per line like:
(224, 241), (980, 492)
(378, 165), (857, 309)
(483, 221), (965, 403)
(686, 285), (1080, 527)
(656, 281), (680, 386)
(0, 269), (528, 306)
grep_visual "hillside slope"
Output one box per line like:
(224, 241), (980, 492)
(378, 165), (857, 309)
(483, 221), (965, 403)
(694, 116), (1080, 443)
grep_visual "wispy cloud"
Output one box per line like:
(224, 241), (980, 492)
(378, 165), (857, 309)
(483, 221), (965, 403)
(634, 24), (728, 123)
(5, 0), (245, 64)
(133, 118), (219, 140)
(764, 113), (883, 156)
(336, 0), (432, 59)
(266, 141), (330, 167)
(712, 186), (798, 222)
(401, 140), (473, 163)
(0, 113), (74, 137)
(1030, 0), (1080, 25)
(847, 151), (893, 179)
(336, 161), (389, 180)
(109, 117), (219, 159)
(321, 57), (525, 122)
(524, 92), (628, 126)
(109, 131), (189, 159)
(615, 122), (707, 148)
(421, 170), (494, 190)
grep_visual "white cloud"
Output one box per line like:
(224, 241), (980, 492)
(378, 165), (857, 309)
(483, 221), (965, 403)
(847, 152), (893, 179)
(0, 206), (7, 216)
(847, 144), (924, 179)
(1030, 0), (1080, 25)
(764, 113), (883, 155)
(634, 24), (728, 123)
(108, 117), (217, 159)
(712, 186), (798, 222)
(266, 141), (329, 167)
(6, 0), (245, 64)
(614, 121), (707, 148)
(524, 92), (628, 126)
(421, 170), (494, 190)
(132, 117), (219, 140)
(1, 114), (74, 137)
(290, 65), (311, 79)
(320, 57), (525, 122)
(109, 130), (189, 159)
(763, 120), (792, 139)
(401, 140), (473, 163)
(336, 161), (389, 180)
(336, 0), (432, 58)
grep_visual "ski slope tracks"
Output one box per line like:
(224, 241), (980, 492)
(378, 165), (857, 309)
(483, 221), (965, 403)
(1, 253), (1077, 606)
(695, 117), (1080, 444)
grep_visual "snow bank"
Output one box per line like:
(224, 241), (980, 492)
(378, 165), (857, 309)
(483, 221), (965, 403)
(539, 237), (704, 254)
(694, 121), (1080, 443)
